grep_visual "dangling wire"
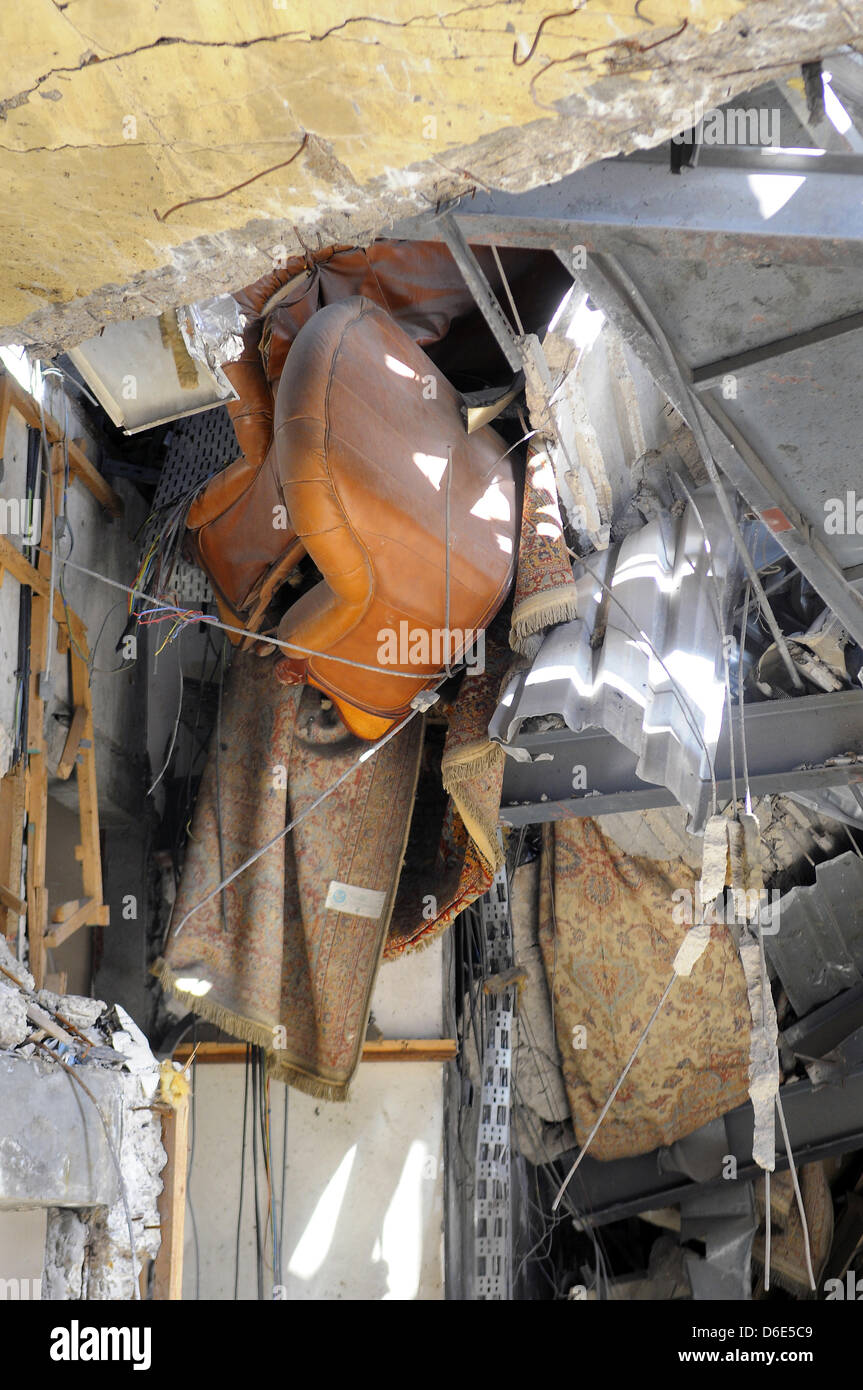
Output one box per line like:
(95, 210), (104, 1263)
(234, 1045), (251, 1300)
(41, 550), (461, 680)
(774, 1088), (816, 1292)
(551, 972), (677, 1211)
(490, 244), (525, 337)
(739, 582), (753, 816)
(172, 709), (418, 936)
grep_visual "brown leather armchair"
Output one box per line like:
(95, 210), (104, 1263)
(185, 240), (567, 636)
(184, 440), (306, 635)
(183, 240), (555, 733)
(270, 296), (517, 736)
(185, 240), (491, 632)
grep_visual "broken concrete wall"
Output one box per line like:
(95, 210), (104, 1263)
(1, 1), (859, 352)
(41, 1006), (165, 1300)
(0, 940), (165, 1300)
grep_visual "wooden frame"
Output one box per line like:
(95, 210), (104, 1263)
(0, 373), (113, 983)
(152, 1092), (190, 1300)
(173, 1039), (459, 1065)
(0, 371), (122, 518)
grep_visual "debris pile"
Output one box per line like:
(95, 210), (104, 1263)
(0, 937), (166, 1300)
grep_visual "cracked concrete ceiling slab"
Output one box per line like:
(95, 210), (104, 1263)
(1, 0), (860, 352)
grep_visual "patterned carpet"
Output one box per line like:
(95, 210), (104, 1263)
(154, 653), (423, 1099)
(538, 817), (752, 1160)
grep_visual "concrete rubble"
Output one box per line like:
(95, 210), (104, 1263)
(0, 937), (166, 1300)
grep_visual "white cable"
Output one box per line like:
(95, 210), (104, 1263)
(490, 244), (525, 337)
(172, 708), (417, 937)
(147, 644), (185, 796)
(551, 973), (677, 1211)
(775, 1088), (816, 1292)
(40, 550), (439, 680)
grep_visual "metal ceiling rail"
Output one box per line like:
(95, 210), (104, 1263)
(396, 144), (863, 647)
(437, 214), (523, 373)
(499, 688), (863, 828)
(689, 309), (863, 391)
(394, 153), (863, 264)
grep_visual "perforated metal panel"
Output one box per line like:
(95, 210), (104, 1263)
(474, 861), (515, 1301)
(139, 406), (239, 603)
(154, 406), (239, 510)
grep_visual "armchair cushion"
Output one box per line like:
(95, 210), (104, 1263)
(273, 296), (518, 723)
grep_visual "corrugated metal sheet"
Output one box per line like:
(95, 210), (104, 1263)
(765, 851), (863, 1016)
(490, 489), (740, 821)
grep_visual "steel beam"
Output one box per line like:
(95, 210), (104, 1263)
(437, 214), (523, 373)
(392, 153), (863, 266)
(556, 249), (863, 650)
(697, 392), (863, 647)
(570, 1063), (863, 1227)
(689, 310), (863, 391)
(499, 688), (863, 828)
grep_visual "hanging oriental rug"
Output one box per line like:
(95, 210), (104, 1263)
(154, 651), (423, 1099)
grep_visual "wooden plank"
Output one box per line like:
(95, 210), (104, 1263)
(56, 706), (88, 781)
(25, 596), (49, 988)
(58, 453), (104, 927)
(0, 766), (27, 938)
(0, 534), (92, 646)
(48, 893), (107, 928)
(51, 897), (85, 922)
(69, 647), (102, 907)
(173, 1039), (459, 1065)
(0, 882), (26, 916)
(153, 1091), (190, 1300)
(0, 533), (46, 596)
(0, 369), (123, 518)
(44, 897), (99, 950)
(26, 879), (47, 991)
(0, 374), (12, 458)
(22, 443), (57, 989)
(361, 1039), (459, 1062)
(0, 415), (107, 971)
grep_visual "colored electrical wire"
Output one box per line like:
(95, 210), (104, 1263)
(39, 549), (466, 680)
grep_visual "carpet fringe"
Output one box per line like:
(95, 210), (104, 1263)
(510, 591), (579, 653)
(151, 957), (276, 1050)
(266, 1056), (349, 1101)
(441, 742), (502, 784)
(153, 956), (350, 1097)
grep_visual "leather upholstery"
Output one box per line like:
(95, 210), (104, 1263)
(185, 239), (492, 626)
(185, 440), (305, 632)
(196, 240), (570, 479)
(184, 239), (563, 685)
(272, 297), (517, 726)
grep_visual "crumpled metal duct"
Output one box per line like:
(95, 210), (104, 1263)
(490, 488), (742, 824)
(764, 850), (863, 1017)
(177, 292), (246, 392)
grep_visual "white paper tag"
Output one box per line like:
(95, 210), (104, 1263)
(325, 880), (386, 919)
